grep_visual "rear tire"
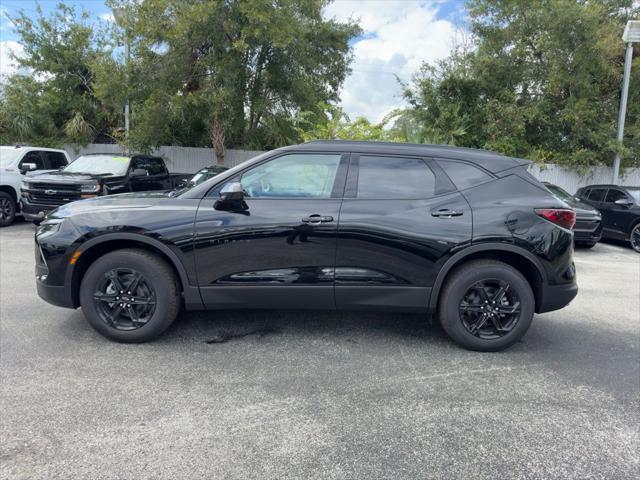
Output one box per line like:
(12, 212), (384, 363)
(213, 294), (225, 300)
(438, 260), (535, 352)
(0, 192), (16, 227)
(80, 249), (180, 342)
(575, 241), (596, 249)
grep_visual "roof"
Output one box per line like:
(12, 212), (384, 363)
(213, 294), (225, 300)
(281, 140), (530, 173)
(0, 145), (67, 153)
(581, 184), (640, 190)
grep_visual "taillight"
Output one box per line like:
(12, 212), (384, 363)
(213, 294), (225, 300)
(535, 208), (576, 230)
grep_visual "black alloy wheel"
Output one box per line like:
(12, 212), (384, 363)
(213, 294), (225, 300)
(0, 192), (16, 227)
(631, 224), (640, 253)
(438, 259), (535, 351)
(94, 268), (156, 331)
(80, 249), (179, 342)
(459, 279), (521, 340)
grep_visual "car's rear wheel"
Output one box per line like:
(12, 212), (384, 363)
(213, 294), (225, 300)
(575, 241), (596, 249)
(438, 260), (535, 351)
(80, 249), (180, 342)
(0, 192), (16, 227)
(630, 224), (640, 253)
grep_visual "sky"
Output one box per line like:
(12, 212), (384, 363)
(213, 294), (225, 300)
(0, 0), (467, 123)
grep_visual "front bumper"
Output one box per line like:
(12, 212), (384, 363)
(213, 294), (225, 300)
(21, 198), (56, 222)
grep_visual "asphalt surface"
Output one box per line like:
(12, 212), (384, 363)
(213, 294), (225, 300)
(1, 219), (639, 479)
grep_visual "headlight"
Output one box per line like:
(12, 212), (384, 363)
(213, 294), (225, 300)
(80, 183), (101, 193)
(20, 181), (30, 191)
(37, 217), (65, 236)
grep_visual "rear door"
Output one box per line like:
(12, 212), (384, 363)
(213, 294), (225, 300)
(334, 154), (471, 311)
(194, 152), (349, 309)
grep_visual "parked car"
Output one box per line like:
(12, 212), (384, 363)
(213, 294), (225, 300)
(542, 182), (602, 248)
(34, 141), (578, 351)
(20, 153), (191, 223)
(575, 184), (640, 252)
(0, 145), (70, 226)
(171, 165), (228, 193)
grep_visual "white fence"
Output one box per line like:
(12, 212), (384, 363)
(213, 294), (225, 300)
(63, 144), (263, 173)
(64, 144), (639, 194)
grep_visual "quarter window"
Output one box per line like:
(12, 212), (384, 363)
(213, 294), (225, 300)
(438, 160), (492, 190)
(356, 156), (436, 199)
(241, 154), (341, 198)
(588, 189), (607, 202)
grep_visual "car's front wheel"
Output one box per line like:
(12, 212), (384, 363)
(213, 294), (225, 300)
(0, 192), (16, 227)
(438, 260), (535, 351)
(630, 224), (640, 253)
(79, 249), (180, 342)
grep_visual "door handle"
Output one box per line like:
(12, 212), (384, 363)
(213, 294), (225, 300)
(302, 215), (334, 224)
(431, 209), (463, 218)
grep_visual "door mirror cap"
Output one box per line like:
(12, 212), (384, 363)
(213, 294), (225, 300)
(130, 168), (147, 177)
(614, 198), (633, 207)
(220, 182), (245, 202)
(20, 162), (37, 174)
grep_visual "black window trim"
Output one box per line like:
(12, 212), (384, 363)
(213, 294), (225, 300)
(206, 150), (350, 200)
(343, 153), (453, 200)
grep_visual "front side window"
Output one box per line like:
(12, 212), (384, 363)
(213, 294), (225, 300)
(604, 189), (627, 203)
(20, 151), (44, 170)
(438, 160), (492, 190)
(356, 156), (436, 199)
(241, 154), (341, 198)
(132, 157), (166, 175)
(588, 189), (607, 202)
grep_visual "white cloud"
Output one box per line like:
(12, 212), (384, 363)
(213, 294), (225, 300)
(100, 12), (115, 22)
(0, 40), (25, 80)
(324, 1), (460, 122)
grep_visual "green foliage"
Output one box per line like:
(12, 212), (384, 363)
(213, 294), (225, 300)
(401, 0), (640, 168)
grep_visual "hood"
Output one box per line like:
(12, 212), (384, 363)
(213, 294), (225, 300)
(52, 191), (170, 218)
(25, 170), (119, 184)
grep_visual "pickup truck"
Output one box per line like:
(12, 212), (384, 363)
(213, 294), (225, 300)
(20, 153), (190, 222)
(1, 145), (71, 226)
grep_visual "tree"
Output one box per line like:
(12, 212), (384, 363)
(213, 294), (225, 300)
(401, 0), (640, 168)
(97, 0), (360, 152)
(0, 3), (116, 146)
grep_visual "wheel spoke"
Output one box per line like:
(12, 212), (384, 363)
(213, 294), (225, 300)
(489, 315), (504, 331)
(105, 304), (123, 326)
(107, 271), (125, 293)
(460, 302), (483, 313)
(491, 283), (509, 303)
(497, 301), (520, 315)
(94, 293), (119, 303)
(126, 305), (142, 323)
(469, 313), (489, 334)
(474, 282), (490, 302)
(127, 272), (143, 293)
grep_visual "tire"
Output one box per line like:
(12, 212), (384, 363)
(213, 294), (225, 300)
(0, 192), (16, 227)
(438, 260), (535, 352)
(79, 249), (180, 342)
(630, 224), (640, 253)
(575, 241), (596, 249)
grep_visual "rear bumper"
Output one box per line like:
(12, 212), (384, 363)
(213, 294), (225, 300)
(536, 281), (578, 314)
(573, 218), (602, 244)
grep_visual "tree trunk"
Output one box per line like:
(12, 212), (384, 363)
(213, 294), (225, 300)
(211, 117), (225, 166)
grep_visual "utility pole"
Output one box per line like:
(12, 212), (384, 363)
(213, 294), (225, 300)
(112, 8), (130, 140)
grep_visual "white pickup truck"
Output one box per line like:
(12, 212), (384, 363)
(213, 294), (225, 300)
(0, 145), (71, 226)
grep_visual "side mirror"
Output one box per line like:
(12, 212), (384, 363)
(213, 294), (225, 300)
(219, 182), (245, 202)
(614, 198), (633, 207)
(130, 168), (147, 177)
(20, 163), (37, 174)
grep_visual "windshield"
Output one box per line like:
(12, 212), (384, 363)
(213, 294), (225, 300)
(0, 148), (22, 168)
(545, 183), (574, 203)
(64, 155), (130, 175)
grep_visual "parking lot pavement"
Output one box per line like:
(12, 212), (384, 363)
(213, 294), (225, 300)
(1, 220), (639, 480)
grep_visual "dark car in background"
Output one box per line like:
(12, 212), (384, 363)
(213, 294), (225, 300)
(33, 141), (578, 351)
(171, 165), (228, 193)
(543, 182), (602, 248)
(20, 153), (191, 223)
(576, 184), (640, 252)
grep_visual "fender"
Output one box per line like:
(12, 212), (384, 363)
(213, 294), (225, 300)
(427, 242), (548, 313)
(67, 232), (204, 310)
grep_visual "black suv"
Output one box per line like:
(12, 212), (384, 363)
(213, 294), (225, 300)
(576, 184), (640, 252)
(34, 141), (578, 351)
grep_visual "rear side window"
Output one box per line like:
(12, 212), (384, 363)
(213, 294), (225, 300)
(438, 160), (493, 190)
(588, 189), (607, 202)
(356, 156), (435, 199)
(44, 151), (67, 169)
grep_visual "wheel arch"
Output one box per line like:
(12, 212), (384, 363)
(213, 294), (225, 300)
(0, 185), (18, 203)
(68, 233), (200, 309)
(428, 244), (547, 314)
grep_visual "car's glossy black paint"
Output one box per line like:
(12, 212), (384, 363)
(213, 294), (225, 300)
(576, 184), (640, 243)
(34, 141), (577, 318)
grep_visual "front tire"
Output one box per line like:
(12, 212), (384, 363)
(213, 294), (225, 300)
(438, 260), (535, 352)
(0, 192), (16, 227)
(79, 249), (180, 342)
(630, 224), (640, 253)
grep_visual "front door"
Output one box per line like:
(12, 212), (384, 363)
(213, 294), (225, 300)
(603, 188), (632, 239)
(194, 152), (348, 309)
(335, 154), (472, 311)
